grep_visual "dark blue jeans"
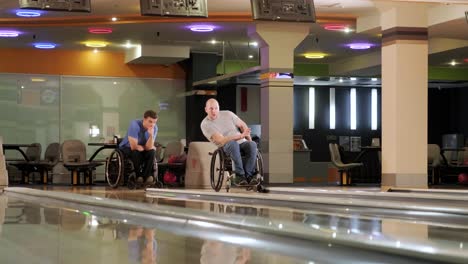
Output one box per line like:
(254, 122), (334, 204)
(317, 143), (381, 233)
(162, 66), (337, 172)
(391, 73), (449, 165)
(222, 140), (257, 177)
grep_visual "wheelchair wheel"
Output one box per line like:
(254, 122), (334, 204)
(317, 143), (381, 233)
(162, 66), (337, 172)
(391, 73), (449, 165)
(210, 148), (225, 192)
(106, 150), (124, 188)
(257, 151), (264, 177)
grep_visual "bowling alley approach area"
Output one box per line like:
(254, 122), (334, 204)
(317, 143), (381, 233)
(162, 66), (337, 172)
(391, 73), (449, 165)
(2, 0), (468, 263)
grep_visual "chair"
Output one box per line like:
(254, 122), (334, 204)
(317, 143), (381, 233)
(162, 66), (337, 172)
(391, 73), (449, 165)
(9, 143), (42, 184)
(62, 140), (103, 185)
(34, 143), (60, 184)
(329, 143), (363, 186)
(428, 144), (442, 184)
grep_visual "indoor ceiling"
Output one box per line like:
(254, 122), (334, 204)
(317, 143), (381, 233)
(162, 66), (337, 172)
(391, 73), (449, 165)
(0, 0), (467, 75)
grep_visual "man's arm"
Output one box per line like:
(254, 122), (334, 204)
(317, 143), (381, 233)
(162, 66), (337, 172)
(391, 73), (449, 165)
(144, 127), (155, 150)
(128, 136), (144, 151)
(236, 118), (252, 141)
(211, 130), (250, 146)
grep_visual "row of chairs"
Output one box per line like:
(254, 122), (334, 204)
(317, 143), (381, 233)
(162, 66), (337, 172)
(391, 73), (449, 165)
(8, 139), (186, 186)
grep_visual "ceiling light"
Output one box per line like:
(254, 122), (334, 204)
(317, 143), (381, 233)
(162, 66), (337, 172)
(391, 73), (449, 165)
(210, 39), (217, 44)
(450, 60), (457, 66)
(371, 78), (378, 82)
(347, 43), (373, 50)
(324, 24), (347, 31)
(309, 78), (316, 82)
(16, 10), (41, 17)
(250, 42), (258, 47)
(124, 42), (133, 48)
(93, 49), (98, 53)
(34, 43), (56, 49)
(344, 27), (352, 33)
(188, 25), (215, 32)
(111, 17), (117, 21)
(248, 55), (253, 59)
(350, 77), (357, 81)
(339, 78), (344, 83)
(0, 30), (20, 37)
(31, 78), (45, 82)
(85, 41), (107, 48)
(88, 28), (113, 34)
(305, 53), (326, 59)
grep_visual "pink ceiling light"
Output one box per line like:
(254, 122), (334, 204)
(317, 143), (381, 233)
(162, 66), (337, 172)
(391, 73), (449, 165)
(88, 27), (113, 34)
(323, 24), (348, 31)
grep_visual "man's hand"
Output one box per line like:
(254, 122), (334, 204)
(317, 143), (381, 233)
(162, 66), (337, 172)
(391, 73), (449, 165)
(148, 126), (154, 137)
(241, 127), (251, 138)
(136, 145), (145, 152)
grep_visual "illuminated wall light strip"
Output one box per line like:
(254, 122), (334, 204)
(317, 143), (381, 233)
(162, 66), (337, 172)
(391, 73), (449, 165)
(309, 87), (315, 129)
(371, 89), (378, 130)
(330, 88), (336, 130)
(350, 88), (357, 130)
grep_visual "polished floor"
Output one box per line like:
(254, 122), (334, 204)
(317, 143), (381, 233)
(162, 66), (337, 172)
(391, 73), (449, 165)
(1, 185), (468, 263)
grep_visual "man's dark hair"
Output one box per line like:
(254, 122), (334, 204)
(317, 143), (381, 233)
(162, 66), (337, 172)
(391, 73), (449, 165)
(144, 110), (158, 119)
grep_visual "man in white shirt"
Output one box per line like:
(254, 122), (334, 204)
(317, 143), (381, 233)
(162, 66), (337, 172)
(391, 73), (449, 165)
(200, 99), (258, 185)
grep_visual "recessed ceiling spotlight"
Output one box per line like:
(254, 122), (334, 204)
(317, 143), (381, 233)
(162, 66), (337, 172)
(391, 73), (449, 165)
(16, 10), (41, 17)
(450, 60), (457, 66)
(248, 55), (253, 59)
(111, 17), (117, 21)
(124, 42), (133, 48)
(88, 27), (113, 34)
(34, 43), (56, 49)
(210, 39), (217, 44)
(93, 49), (98, 53)
(347, 43), (373, 50)
(344, 27), (352, 33)
(250, 41), (258, 47)
(0, 30), (20, 37)
(305, 53), (326, 59)
(188, 25), (215, 32)
(323, 24), (348, 31)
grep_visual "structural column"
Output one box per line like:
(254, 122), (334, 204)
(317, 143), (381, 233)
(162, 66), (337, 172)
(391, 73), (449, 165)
(249, 23), (309, 183)
(379, 2), (429, 189)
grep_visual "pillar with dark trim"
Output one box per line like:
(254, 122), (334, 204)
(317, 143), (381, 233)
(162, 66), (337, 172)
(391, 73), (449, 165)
(379, 3), (428, 189)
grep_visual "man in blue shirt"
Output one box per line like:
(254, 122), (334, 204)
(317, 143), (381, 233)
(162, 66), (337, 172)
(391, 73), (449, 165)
(119, 110), (158, 184)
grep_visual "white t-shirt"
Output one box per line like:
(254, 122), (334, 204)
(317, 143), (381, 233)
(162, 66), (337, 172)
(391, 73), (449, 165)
(200, 110), (246, 146)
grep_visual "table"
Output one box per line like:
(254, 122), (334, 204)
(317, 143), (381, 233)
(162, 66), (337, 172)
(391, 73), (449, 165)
(354, 146), (381, 183)
(87, 143), (117, 161)
(2, 143), (35, 161)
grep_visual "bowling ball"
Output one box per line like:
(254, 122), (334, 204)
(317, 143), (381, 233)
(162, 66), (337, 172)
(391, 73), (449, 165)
(458, 173), (468, 184)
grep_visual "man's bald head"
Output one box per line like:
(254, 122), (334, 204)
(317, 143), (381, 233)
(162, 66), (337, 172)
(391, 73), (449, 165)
(205, 98), (220, 120)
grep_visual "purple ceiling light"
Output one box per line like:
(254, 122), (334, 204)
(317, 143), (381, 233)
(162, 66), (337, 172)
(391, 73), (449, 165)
(0, 30), (20, 37)
(188, 25), (215, 32)
(347, 43), (373, 50)
(34, 43), (56, 49)
(16, 10), (41, 17)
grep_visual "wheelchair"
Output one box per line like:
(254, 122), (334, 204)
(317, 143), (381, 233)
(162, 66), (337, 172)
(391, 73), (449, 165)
(105, 148), (162, 190)
(209, 147), (267, 193)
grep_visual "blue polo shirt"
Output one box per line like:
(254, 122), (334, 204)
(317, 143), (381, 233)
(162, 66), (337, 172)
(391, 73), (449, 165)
(119, 119), (158, 149)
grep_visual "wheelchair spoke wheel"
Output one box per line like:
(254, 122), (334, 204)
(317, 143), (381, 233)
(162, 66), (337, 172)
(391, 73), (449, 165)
(106, 150), (124, 188)
(257, 151), (264, 177)
(210, 149), (225, 192)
